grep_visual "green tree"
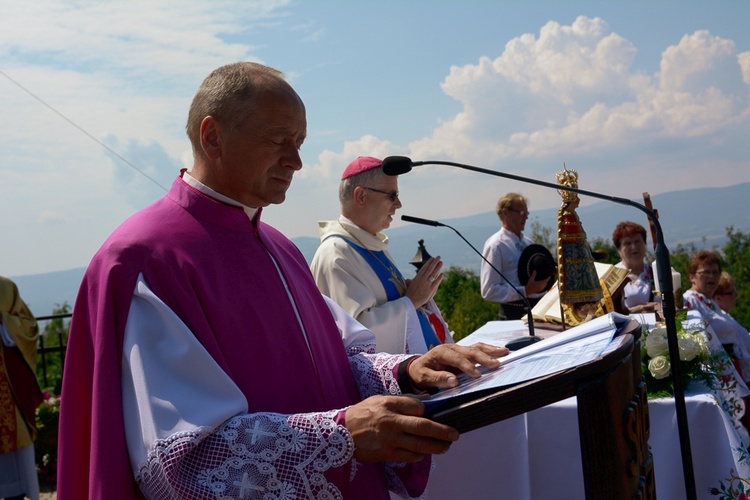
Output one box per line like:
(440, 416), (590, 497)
(34, 302), (69, 491)
(434, 266), (499, 342)
(529, 218), (557, 257)
(720, 226), (750, 327)
(589, 236), (620, 265)
(36, 302), (71, 395)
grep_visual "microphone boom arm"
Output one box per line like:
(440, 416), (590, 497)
(390, 157), (695, 499)
(400, 215), (538, 343)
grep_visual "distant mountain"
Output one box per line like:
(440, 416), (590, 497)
(10, 182), (750, 316)
(10, 267), (84, 318)
(347, 181), (750, 277)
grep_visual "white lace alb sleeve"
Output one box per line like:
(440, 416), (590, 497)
(122, 274), (355, 499)
(323, 295), (412, 399)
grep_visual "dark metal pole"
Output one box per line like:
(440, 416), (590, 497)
(411, 159), (697, 499)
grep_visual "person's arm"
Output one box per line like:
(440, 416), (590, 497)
(337, 310), (507, 497)
(127, 278), (482, 499)
(123, 275), (356, 498)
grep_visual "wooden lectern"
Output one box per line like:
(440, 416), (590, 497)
(428, 325), (655, 499)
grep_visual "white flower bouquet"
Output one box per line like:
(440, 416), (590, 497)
(641, 313), (718, 398)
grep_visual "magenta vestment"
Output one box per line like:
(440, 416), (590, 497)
(57, 176), (429, 499)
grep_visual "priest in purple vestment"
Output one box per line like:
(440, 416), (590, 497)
(56, 62), (506, 500)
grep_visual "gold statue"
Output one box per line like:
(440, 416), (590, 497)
(555, 165), (605, 326)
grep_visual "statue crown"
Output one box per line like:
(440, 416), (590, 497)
(556, 164), (579, 202)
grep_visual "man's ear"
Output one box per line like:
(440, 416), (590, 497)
(200, 116), (222, 160)
(353, 186), (367, 206)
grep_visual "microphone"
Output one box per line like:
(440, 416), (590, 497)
(400, 214), (443, 227)
(400, 214), (542, 351)
(382, 156), (419, 175)
(387, 155), (695, 498)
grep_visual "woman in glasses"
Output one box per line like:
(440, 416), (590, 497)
(683, 250), (750, 383)
(715, 271), (740, 314)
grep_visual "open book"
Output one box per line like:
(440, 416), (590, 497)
(530, 262), (630, 324)
(424, 312), (641, 420)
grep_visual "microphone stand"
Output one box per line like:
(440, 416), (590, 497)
(400, 215), (542, 351)
(384, 156), (696, 499)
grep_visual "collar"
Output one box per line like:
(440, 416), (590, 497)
(336, 215), (389, 251)
(182, 170), (259, 221)
(501, 226), (524, 241)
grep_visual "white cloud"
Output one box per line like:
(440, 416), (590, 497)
(37, 211), (70, 225)
(101, 134), (181, 205)
(305, 15), (750, 236)
(3, 4), (749, 277)
(301, 134), (403, 180)
(400, 17), (750, 167)
(0, 0), (296, 276)
(740, 51), (750, 86)
(659, 31), (742, 94)
(0, 1), (289, 79)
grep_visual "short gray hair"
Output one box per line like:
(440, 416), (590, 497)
(185, 62), (288, 154)
(339, 166), (385, 204)
(496, 192), (528, 223)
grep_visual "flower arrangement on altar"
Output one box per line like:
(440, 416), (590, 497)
(641, 313), (719, 399)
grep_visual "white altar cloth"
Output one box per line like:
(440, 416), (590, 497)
(416, 315), (750, 499)
(422, 391), (747, 499)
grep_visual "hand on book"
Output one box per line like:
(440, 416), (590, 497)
(345, 343), (507, 463)
(408, 343), (508, 391)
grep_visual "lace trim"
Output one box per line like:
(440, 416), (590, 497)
(347, 341), (411, 399)
(136, 410), (353, 499)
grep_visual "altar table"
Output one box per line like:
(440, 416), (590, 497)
(423, 391), (747, 499)
(419, 317), (750, 500)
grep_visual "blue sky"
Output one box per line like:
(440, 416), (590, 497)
(2, 0), (749, 277)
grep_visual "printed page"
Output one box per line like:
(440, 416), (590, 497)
(425, 330), (615, 410)
(425, 312), (636, 412)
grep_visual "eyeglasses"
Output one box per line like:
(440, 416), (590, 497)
(363, 187), (399, 202)
(619, 238), (646, 248)
(695, 270), (720, 277)
(507, 208), (529, 217)
(716, 290), (738, 297)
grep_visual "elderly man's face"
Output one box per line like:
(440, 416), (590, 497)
(215, 85), (307, 207)
(355, 172), (402, 234)
(502, 200), (529, 236)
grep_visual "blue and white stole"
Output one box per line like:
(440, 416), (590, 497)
(326, 235), (441, 350)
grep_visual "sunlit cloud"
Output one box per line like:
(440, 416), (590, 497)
(398, 18), (750, 165)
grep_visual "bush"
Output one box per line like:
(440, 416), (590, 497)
(36, 303), (71, 395)
(35, 391), (60, 490)
(32, 303), (69, 491)
(434, 266), (499, 341)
